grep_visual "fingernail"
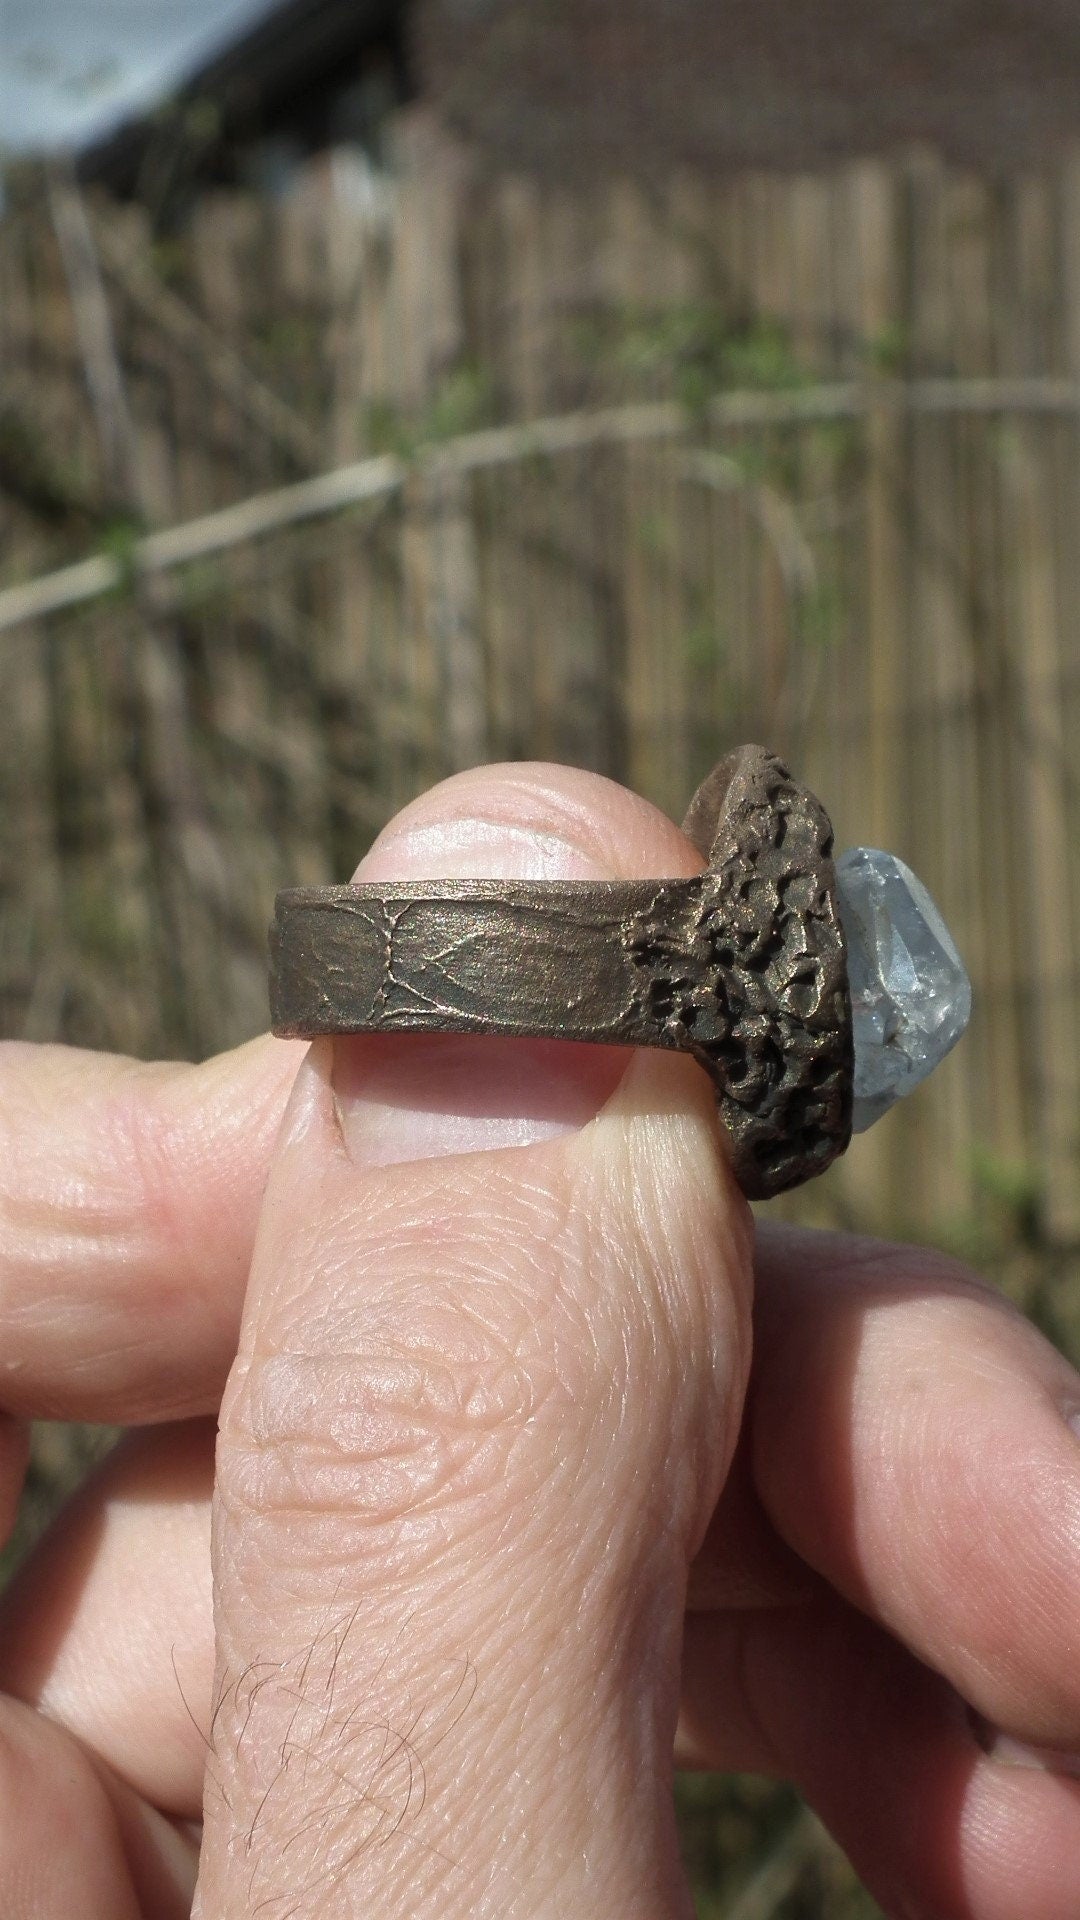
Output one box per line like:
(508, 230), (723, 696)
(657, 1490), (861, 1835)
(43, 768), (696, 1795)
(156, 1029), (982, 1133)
(332, 809), (630, 1167)
(359, 817), (601, 881)
(984, 1731), (1080, 1781)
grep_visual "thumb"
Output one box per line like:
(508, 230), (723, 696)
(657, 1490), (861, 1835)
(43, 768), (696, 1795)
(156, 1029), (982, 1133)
(195, 764), (753, 1920)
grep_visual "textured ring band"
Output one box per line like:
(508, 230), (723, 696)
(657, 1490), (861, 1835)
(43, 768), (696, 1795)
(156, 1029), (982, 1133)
(269, 746), (854, 1200)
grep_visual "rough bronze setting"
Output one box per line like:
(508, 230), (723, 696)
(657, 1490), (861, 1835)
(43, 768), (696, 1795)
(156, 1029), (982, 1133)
(269, 746), (854, 1199)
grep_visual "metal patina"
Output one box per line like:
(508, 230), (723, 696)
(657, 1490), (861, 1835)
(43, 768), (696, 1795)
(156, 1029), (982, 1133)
(268, 746), (854, 1199)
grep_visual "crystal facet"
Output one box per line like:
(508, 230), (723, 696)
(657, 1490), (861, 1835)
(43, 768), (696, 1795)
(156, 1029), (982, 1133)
(834, 847), (972, 1133)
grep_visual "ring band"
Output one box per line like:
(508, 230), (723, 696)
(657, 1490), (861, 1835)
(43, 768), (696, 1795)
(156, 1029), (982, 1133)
(269, 746), (854, 1199)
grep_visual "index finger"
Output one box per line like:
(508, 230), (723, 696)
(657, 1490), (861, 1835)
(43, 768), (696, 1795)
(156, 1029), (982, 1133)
(0, 1034), (303, 1422)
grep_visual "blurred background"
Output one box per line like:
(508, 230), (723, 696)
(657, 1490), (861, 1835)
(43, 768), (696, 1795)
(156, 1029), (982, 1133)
(2, 1), (1080, 1912)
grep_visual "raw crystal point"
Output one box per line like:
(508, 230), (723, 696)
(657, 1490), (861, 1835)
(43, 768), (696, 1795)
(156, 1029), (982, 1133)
(834, 847), (972, 1134)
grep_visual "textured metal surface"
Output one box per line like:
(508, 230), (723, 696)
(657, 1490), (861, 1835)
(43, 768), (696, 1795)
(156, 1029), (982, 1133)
(269, 746), (853, 1197)
(678, 745), (853, 1195)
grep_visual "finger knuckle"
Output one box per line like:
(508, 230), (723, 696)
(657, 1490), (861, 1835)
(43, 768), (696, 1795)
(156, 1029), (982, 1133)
(218, 1335), (547, 1529)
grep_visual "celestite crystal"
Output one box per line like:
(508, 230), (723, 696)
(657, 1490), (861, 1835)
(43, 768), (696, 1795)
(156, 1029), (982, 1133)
(834, 847), (972, 1133)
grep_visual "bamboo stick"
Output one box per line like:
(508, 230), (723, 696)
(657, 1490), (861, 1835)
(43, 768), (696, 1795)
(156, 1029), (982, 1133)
(12, 379), (1080, 635)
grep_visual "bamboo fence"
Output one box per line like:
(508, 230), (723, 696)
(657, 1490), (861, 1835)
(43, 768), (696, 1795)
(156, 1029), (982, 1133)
(2, 119), (1079, 1244)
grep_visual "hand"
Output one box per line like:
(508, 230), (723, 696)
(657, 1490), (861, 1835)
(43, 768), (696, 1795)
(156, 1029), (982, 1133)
(0, 763), (1078, 1920)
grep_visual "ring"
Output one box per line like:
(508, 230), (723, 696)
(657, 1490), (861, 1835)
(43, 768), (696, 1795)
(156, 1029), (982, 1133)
(269, 746), (854, 1199)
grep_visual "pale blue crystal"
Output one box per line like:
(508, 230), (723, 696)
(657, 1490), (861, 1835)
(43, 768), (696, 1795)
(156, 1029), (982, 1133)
(835, 848), (972, 1133)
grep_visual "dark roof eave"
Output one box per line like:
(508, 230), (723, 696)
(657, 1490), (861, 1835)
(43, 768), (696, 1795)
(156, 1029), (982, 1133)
(79, 0), (404, 190)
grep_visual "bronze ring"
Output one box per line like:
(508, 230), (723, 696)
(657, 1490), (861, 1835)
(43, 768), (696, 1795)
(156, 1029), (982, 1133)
(269, 745), (854, 1199)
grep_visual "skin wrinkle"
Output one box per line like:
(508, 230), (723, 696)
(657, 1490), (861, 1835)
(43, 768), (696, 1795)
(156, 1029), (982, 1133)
(218, 1284), (614, 1594)
(10, 1337), (204, 1426)
(218, 1379), (629, 1599)
(226, 1114), (675, 1543)
(114, 1075), (211, 1298)
(250, 1157), (575, 1371)
(208, 1517), (665, 1920)
(248, 1207), (581, 1388)
(600, 1205), (686, 1433)
(226, 1351), (558, 1526)
(4, 1054), (243, 1296)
